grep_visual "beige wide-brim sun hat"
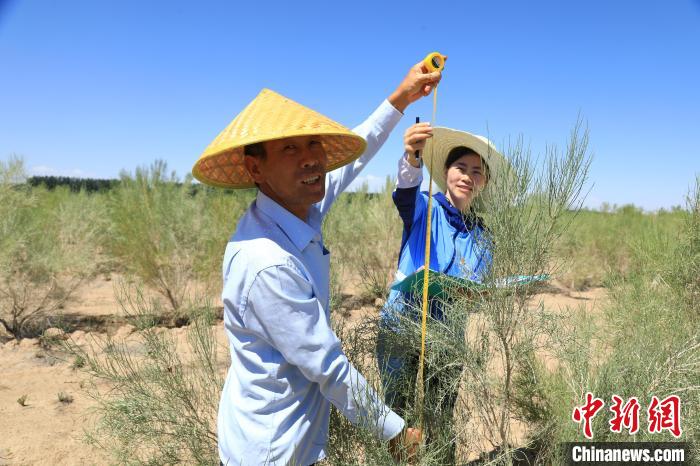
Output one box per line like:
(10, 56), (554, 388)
(423, 126), (512, 210)
(192, 89), (367, 189)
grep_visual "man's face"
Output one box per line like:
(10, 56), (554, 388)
(245, 135), (327, 219)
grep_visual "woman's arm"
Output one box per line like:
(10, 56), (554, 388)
(393, 154), (423, 231)
(393, 123), (432, 231)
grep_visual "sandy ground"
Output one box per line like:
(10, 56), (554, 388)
(0, 275), (607, 465)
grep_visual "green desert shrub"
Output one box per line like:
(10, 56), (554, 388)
(448, 122), (591, 462)
(0, 156), (100, 339)
(104, 160), (250, 316)
(65, 291), (225, 465)
(556, 207), (685, 290)
(521, 177), (700, 463)
(194, 186), (254, 291)
(668, 175), (700, 313)
(324, 178), (403, 304)
(327, 317), (402, 465)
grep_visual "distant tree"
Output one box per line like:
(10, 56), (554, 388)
(27, 176), (120, 193)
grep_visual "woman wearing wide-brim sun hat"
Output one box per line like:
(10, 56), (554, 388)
(376, 122), (511, 464)
(422, 126), (512, 211)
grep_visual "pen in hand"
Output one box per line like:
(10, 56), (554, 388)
(415, 116), (421, 159)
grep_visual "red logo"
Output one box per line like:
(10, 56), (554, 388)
(648, 395), (682, 438)
(572, 392), (605, 439)
(609, 395), (640, 434)
(573, 393), (682, 439)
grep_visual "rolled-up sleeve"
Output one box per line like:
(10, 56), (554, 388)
(396, 152), (423, 189)
(243, 263), (405, 441)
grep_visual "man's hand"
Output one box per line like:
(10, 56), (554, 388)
(389, 58), (446, 113)
(389, 427), (422, 462)
(404, 122), (433, 167)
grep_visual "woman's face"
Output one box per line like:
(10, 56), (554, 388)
(444, 154), (487, 211)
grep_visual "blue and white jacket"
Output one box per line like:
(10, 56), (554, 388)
(380, 154), (492, 327)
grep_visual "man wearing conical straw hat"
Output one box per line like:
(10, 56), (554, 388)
(193, 61), (442, 465)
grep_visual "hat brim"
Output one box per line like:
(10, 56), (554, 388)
(422, 127), (511, 211)
(193, 132), (366, 189)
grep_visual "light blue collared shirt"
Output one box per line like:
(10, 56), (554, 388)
(218, 100), (405, 466)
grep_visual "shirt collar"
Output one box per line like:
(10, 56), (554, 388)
(255, 190), (319, 251)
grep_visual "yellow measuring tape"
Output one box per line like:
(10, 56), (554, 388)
(416, 52), (445, 429)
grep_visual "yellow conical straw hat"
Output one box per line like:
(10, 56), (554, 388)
(192, 89), (367, 188)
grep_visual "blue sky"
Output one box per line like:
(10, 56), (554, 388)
(1, 0), (698, 210)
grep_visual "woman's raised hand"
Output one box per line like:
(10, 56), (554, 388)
(404, 122), (433, 168)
